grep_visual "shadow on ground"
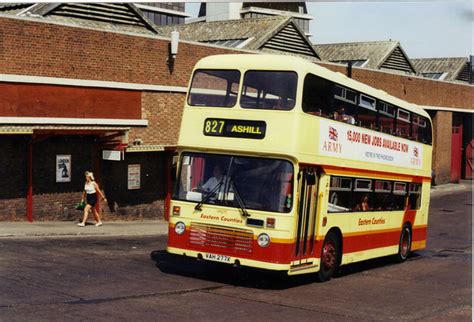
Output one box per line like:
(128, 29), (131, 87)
(150, 249), (420, 290)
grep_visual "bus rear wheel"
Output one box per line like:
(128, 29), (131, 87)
(317, 231), (340, 282)
(396, 225), (412, 263)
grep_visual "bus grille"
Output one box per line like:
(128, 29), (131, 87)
(189, 224), (253, 253)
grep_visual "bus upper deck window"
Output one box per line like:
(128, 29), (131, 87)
(378, 101), (395, 135)
(396, 109), (411, 139)
(421, 116), (432, 144)
(358, 94), (377, 130)
(414, 115), (432, 144)
(188, 69), (240, 108)
(240, 71), (297, 110)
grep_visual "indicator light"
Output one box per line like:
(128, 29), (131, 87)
(266, 218), (275, 228)
(172, 206), (181, 216)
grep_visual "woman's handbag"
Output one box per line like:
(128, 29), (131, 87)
(75, 201), (86, 210)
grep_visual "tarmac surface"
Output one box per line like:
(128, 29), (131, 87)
(0, 180), (470, 239)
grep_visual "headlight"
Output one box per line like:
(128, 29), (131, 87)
(174, 222), (186, 235)
(257, 233), (270, 248)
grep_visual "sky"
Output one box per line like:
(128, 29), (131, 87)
(185, 1), (473, 59)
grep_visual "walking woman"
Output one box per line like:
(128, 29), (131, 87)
(78, 171), (106, 227)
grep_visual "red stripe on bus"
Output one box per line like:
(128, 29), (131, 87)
(168, 224), (428, 264)
(342, 230), (400, 253)
(167, 226), (296, 263)
(299, 163), (430, 182)
(403, 209), (417, 228)
(412, 226), (427, 242)
(342, 225), (427, 254)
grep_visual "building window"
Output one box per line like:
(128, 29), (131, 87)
(332, 60), (367, 67)
(203, 38), (249, 48)
(422, 72), (445, 79)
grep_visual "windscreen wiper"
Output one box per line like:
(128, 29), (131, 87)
(230, 181), (250, 217)
(194, 180), (223, 211)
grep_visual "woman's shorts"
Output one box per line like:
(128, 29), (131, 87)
(86, 193), (97, 207)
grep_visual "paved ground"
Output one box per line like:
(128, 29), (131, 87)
(0, 219), (168, 239)
(0, 181), (471, 321)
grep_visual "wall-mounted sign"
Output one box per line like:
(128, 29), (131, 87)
(103, 150), (122, 161)
(128, 164), (141, 190)
(56, 155), (71, 183)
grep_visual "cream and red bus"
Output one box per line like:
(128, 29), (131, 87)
(167, 54), (432, 281)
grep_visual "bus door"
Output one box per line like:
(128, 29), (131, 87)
(295, 168), (319, 260)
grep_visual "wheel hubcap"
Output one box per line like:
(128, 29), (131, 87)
(322, 242), (336, 270)
(401, 230), (409, 257)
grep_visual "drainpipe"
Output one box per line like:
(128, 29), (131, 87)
(347, 61), (353, 78)
(470, 55), (473, 84)
(27, 141), (33, 222)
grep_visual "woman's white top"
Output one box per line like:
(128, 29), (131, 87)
(85, 181), (96, 194)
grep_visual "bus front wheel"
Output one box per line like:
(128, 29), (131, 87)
(396, 225), (412, 263)
(317, 231), (340, 282)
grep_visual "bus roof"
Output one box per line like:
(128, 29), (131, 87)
(193, 54), (431, 119)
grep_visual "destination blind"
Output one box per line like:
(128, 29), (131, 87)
(203, 118), (266, 139)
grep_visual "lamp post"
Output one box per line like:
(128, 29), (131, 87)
(168, 30), (179, 73)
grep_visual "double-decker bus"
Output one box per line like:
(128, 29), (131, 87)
(167, 54), (432, 281)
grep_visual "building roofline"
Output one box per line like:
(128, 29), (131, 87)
(13, 3), (160, 34)
(317, 59), (474, 88)
(314, 40), (399, 47)
(379, 41), (417, 73)
(422, 105), (474, 113)
(135, 4), (192, 18)
(240, 6), (313, 20)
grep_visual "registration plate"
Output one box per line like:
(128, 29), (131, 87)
(204, 253), (231, 263)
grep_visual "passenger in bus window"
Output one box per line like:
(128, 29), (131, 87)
(354, 194), (371, 211)
(201, 165), (232, 193)
(334, 106), (355, 125)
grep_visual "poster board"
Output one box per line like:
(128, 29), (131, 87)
(56, 155), (71, 183)
(128, 164), (141, 190)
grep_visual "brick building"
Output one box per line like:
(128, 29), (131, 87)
(0, 6), (472, 221)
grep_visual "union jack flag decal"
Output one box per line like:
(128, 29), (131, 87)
(329, 126), (338, 141)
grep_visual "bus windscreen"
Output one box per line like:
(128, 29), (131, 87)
(174, 153), (294, 213)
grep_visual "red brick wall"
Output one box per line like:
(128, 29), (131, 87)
(318, 63), (474, 110)
(0, 198), (26, 221)
(0, 83), (141, 119)
(130, 92), (185, 145)
(431, 111), (453, 184)
(0, 17), (234, 87)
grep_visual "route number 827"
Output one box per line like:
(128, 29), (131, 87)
(204, 119), (225, 135)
